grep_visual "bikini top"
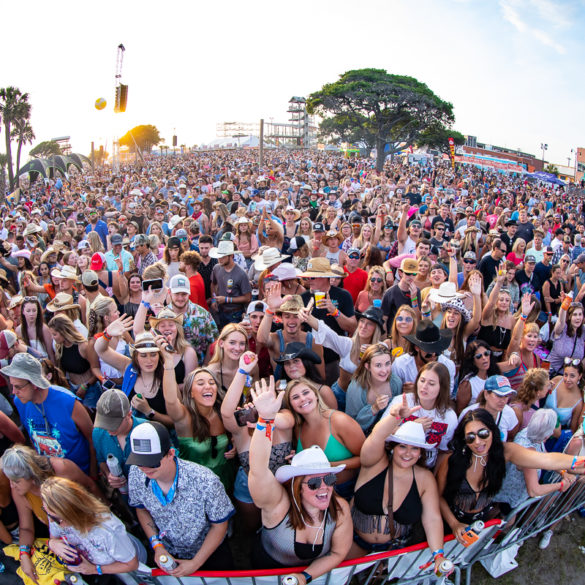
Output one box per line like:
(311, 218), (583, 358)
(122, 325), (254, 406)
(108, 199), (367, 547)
(297, 415), (353, 463)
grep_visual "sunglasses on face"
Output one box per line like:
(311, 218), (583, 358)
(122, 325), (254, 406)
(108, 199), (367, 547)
(304, 473), (337, 490)
(349, 254), (360, 260)
(370, 277), (383, 283)
(474, 350), (491, 360)
(396, 315), (413, 323)
(465, 428), (491, 444)
(463, 259), (476, 264)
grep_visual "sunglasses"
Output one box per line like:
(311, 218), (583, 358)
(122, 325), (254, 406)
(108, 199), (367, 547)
(465, 428), (491, 444)
(564, 357), (581, 366)
(474, 350), (491, 360)
(304, 473), (337, 490)
(349, 254), (360, 260)
(396, 315), (413, 323)
(463, 259), (476, 264)
(370, 277), (383, 283)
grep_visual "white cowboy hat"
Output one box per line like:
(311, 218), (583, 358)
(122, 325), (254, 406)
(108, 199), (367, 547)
(272, 263), (300, 281)
(168, 215), (183, 230)
(209, 240), (236, 259)
(427, 282), (462, 304)
(253, 247), (290, 271)
(23, 224), (43, 236)
(275, 446), (346, 483)
(386, 421), (437, 449)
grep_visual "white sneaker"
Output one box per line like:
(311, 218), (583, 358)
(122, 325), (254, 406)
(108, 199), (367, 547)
(539, 530), (553, 549)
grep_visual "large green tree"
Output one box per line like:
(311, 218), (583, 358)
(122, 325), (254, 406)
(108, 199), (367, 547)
(0, 86), (32, 189)
(307, 69), (455, 171)
(119, 124), (161, 153)
(418, 124), (465, 154)
(29, 140), (62, 158)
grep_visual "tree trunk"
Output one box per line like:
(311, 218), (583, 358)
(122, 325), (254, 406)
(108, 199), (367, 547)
(375, 137), (386, 172)
(15, 134), (23, 187)
(0, 167), (6, 205)
(4, 123), (14, 191)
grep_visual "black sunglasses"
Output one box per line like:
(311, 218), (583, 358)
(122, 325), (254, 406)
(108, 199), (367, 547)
(463, 259), (476, 264)
(474, 350), (491, 360)
(465, 428), (491, 444)
(304, 473), (337, 490)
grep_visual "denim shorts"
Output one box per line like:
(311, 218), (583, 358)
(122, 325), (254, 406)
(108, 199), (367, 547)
(233, 466), (254, 504)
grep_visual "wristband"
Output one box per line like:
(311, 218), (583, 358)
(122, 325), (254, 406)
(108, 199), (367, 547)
(96, 565), (103, 575)
(103, 330), (113, 341)
(520, 314), (527, 321)
(432, 549), (444, 558)
(238, 368), (249, 376)
(152, 542), (164, 550)
(19, 550), (31, 558)
(327, 308), (340, 318)
(141, 300), (151, 309)
(149, 534), (161, 544)
(266, 308), (275, 316)
(558, 481), (564, 492)
(19, 545), (31, 554)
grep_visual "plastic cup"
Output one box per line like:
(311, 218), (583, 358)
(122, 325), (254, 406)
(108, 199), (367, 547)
(314, 291), (325, 306)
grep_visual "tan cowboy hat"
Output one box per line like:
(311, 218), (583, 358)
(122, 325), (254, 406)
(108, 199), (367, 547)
(8, 295), (24, 310)
(324, 230), (343, 244)
(46, 293), (80, 312)
(285, 206), (301, 221)
(149, 307), (184, 329)
(130, 332), (161, 355)
(41, 247), (60, 263)
(50, 265), (80, 282)
(276, 295), (305, 315)
(330, 264), (347, 279)
(253, 247), (290, 271)
(23, 224), (43, 237)
(299, 257), (339, 279)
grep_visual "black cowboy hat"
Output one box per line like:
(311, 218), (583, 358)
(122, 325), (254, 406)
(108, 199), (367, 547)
(403, 320), (452, 354)
(355, 306), (385, 331)
(275, 341), (322, 364)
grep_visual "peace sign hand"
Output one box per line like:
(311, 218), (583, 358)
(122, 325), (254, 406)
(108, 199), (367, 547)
(388, 393), (422, 420)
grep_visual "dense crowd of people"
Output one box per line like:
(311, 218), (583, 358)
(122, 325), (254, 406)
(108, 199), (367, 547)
(0, 149), (584, 584)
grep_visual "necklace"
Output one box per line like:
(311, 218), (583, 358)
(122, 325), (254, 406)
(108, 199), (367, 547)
(31, 401), (51, 435)
(472, 453), (487, 472)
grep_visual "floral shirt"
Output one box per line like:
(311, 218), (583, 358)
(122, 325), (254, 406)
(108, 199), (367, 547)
(128, 458), (234, 559)
(173, 301), (218, 365)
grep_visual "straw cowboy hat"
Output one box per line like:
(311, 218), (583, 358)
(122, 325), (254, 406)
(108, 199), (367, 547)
(46, 293), (80, 313)
(276, 295), (305, 316)
(209, 240), (236, 259)
(284, 206), (301, 221)
(386, 421), (437, 449)
(50, 265), (80, 282)
(23, 224), (43, 237)
(324, 230), (343, 244)
(149, 307), (184, 329)
(253, 247), (290, 271)
(299, 257), (339, 279)
(275, 446), (345, 483)
(130, 332), (161, 356)
(8, 295), (24, 310)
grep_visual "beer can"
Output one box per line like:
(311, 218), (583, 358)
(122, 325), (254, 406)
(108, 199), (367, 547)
(159, 554), (178, 571)
(435, 559), (454, 578)
(282, 577), (299, 585)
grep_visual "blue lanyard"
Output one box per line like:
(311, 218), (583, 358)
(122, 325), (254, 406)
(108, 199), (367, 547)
(150, 458), (179, 506)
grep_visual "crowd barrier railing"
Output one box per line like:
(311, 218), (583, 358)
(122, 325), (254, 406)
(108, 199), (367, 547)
(110, 478), (585, 585)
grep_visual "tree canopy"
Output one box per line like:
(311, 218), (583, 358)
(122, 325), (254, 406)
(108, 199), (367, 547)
(307, 69), (456, 171)
(30, 140), (62, 158)
(418, 125), (465, 154)
(119, 124), (161, 152)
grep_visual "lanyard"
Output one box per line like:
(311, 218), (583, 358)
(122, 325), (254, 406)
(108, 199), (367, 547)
(150, 458), (179, 506)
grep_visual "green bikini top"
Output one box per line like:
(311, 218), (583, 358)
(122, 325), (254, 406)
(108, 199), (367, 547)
(296, 414), (353, 462)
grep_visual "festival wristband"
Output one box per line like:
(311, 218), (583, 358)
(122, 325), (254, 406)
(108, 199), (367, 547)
(432, 549), (444, 558)
(141, 300), (151, 309)
(327, 308), (340, 318)
(149, 534), (161, 544)
(558, 481), (564, 492)
(96, 565), (103, 575)
(266, 309), (275, 316)
(103, 330), (113, 341)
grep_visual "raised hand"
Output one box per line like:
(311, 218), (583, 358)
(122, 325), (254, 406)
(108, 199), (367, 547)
(265, 281), (285, 311)
(521, 293), (535, 316)
(469, 273), (482, 296)
(389, 392), (422, 420)
(239, 351), (258, 374)
(105, 314), (134, 337)
(251, 376), (283, 420)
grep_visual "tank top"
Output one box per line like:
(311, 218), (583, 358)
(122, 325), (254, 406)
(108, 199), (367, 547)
(545, 382), (582, 428)
(297, 415), (353, 463)
(352, 466), (422, 535)
(60, 344), (90, 375)
(273, 331), (314, 380)
(477, 324), (512, 354)
(326, 249), (341, 264)
(25, 491), (48, 525)
(260, 510), (336, 567)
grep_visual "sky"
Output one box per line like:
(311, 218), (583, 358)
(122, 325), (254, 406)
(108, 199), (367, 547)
(2, 0), (584, 167)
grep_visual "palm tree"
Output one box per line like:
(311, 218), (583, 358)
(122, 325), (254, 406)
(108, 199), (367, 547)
(0, 153), (7, 204)
(0, 86), (32, 190)
(12, 118), (35, 181)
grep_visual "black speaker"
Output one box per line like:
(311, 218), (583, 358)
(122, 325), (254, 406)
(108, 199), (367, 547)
(114, 84), (128, 113)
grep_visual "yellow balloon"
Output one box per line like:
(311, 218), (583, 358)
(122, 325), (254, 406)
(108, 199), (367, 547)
(95, 98), (107, 110)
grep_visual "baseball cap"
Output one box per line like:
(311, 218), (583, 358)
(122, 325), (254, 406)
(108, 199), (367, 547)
(247, 300), (268, 315)
(168, 236), (181, 248)
(81, 270), (99, 287)
(169, 274), (190, 294)
(175, 229), (188, 239)
(94, 389), (131, 432)
(90, 252), (107, 271)
(287, 236), (305, 252)
(134, 234), (149, 246)
(524, 254), (536, 263)
(463, 251), (477, 261)
(111, 234), (123, 246)
(126, 422), (172, 467)
(400, 258), (418, 275)
(575, 253), (585, 264)
(77, 240), (90, 250)
(313, 222), (325, 232)
(485, 375), (516, 396)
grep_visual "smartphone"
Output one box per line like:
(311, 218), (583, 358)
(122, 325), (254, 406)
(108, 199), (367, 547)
(102, 379), (116, 391)
(153, 328), (175, 353)
(234, 406), (259, 427)
(142, 278), (164, 291)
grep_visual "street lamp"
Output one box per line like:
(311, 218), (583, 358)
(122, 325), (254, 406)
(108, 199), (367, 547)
(540, 143), (548, 163)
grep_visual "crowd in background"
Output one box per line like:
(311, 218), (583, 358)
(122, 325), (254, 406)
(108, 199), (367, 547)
(0, 150), (583, 584)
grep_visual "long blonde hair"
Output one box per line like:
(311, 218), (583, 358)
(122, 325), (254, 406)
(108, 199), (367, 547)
(88, 297), (116, 337)
(208, 324), (248, 366)
(48, 314), (87, 363)
(87, 231), (104, 253)
(41, 476), (110, 534)
(390, 305), (417, 355)
(352, 343), (392, 389)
